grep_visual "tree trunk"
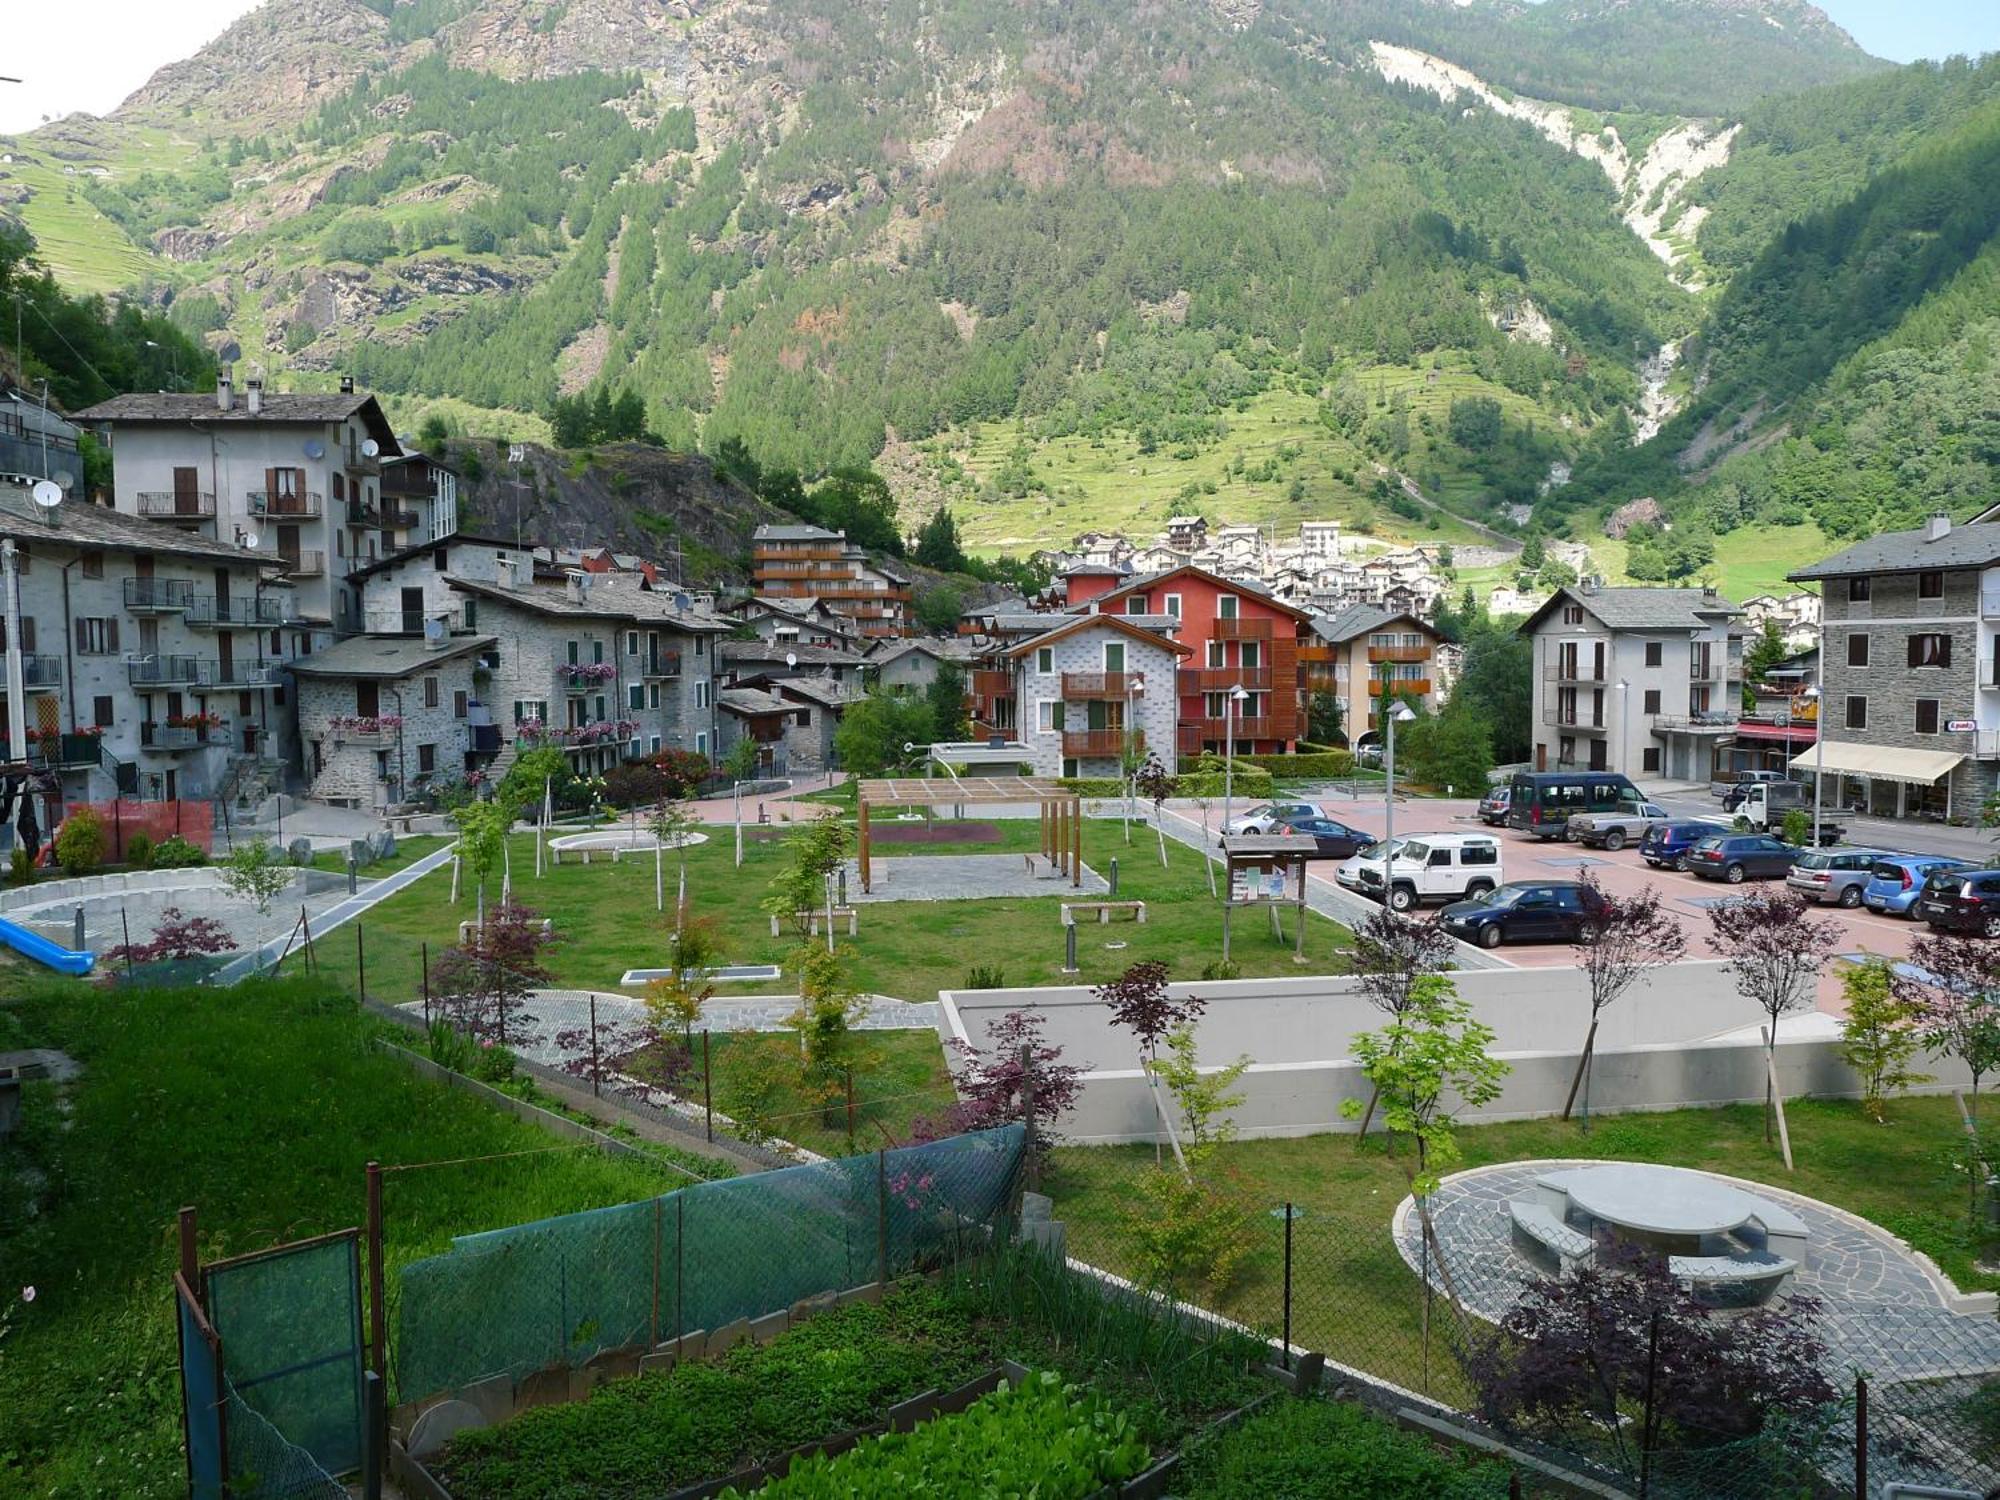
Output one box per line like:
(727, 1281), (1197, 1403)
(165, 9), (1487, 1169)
(1562, 1018), (1600, 1122)
(1352, 1083), (1380, 1147)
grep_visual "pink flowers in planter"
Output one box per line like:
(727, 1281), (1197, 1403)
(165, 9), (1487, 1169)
(518, 719), (640, 746)
(328, 714), (404, 734)
(563, 662), (618, 683)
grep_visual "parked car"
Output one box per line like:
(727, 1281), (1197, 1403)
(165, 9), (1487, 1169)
(1686, 833), (1799, 884)
(1566, 801), (1670, 851)
(1439, 880), (1611, 949)
(1269, 813), (1371, 860)
(1507, 771), (1644, 841)
(1915, 868), (2000, 938)
(1785, 848), (1888, 908)
(1476, 786), (1513, 826)
(1862, 855), (1973, 918)
(1335, 836), (1409, 893)
(1220, 801), (1321, 839)
(1639, 819), (1731, 873)
(1714, 770), (1791, 808)
(1342, 830), (1503, 911)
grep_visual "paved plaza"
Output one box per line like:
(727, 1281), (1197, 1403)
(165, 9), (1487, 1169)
(1394, 1160), (2000, 1382)
(840, 854), (1110, 903)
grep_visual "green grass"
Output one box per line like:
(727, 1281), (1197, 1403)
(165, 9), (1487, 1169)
(299, 816), (1352, 1005)
(0, 976), (687, 1496)
(3, 158), (159, 293)
(1177, 1393), (1511, 1499)
(1049, 1094), (1996, 1407)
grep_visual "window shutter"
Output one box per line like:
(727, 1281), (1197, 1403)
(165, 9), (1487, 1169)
(107, 617), (119, 652)
(75, 618), (88, 651)
(1908, 637), (1921, 668)
(1940, 636), (1953, 669)
(22, 617), (34, 652)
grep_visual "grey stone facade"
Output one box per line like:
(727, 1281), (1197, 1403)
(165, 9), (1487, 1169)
(294, 646), (489, 806)
(1006, 621), (1186, 778)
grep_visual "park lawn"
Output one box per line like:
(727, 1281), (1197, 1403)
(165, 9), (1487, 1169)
(0, 975), (689, 1498)
(1048, 1094), (1995, 1406)
(297, 815), (1352, 1005)
(690, 1030), (959, 1158)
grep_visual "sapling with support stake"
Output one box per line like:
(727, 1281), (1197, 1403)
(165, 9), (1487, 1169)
(1562, 874), (1685, 1130)
(1346, 906), (1458, 1144)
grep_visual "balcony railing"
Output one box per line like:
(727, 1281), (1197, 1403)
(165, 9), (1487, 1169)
(128, 655), (203, 687)
(1369, 678), (1432, 697)
(11, 653), (60, 689)
(1367, 644), (1431, 664)
(1209, 617), (1273, 641)
(1178, 715), (1276, 742)
(1061, 671), (1132, 699)
(123, 577), (194, 612)
(1652, 712), (1741, 734)
(752, 544), (848, 563)
(641, 650), (682, 678)
(347, 499), (381, 527)
(140, 723), (224, 751)
(381, 506), (421, 530)
(1178, 666), (1271, 694)
(248, 490), (323, 517)
(1543, 661), (1606, 683)
(136, 491), (215, 520)
(207, 661), (283, 689)
(185, 595), (285, 628)
(277, 551), (325, 577)
(30, 731), (102, 768)
(345, 446), (381, 476)
(1061, 728), (1139, 757)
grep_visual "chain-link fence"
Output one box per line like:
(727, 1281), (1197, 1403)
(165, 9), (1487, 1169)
(391, 1124), (1025, 1404)
(1046, 1143), (2000, 1498)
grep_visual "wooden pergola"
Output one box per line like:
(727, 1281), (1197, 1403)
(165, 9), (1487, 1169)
(856, 777), (1082, 893)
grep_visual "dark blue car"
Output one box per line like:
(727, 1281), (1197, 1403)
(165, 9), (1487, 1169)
(1639, 819), (1730, 873)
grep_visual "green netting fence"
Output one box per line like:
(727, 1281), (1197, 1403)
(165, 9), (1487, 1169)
(394, 1124), (1025, 1403)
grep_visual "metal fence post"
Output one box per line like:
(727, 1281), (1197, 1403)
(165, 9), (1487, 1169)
(421, 941), (431, 1028)
(1020, 1043), (1039, 1195)
(845, 1068), (856, 1153)
(675, 1194), (685, 1343)
(361, 1370), (384, 1500)
(702, 1030), (713, 1142)
(650, 1196), (662, 1348)
(877, 1148), (890, 1287)
(356, 923), (366, 1002)
(178, 1204), (200, 1291)
(1282, 1201), (1294, 1372)
(1639, 1310), (1660, 1498)
(589, 993), (601, 1098)
(1855, 1374), (1868, 1500)
(365, 1163), (385, 1383)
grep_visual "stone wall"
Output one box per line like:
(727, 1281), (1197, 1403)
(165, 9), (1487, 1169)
(1017, 627), (1183, 776)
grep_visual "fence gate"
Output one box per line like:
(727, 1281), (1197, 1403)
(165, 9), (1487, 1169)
(175, 1273), (225, 1500)
(201, 1230), (365, 1492)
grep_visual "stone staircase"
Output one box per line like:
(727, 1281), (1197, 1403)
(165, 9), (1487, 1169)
(220, 753), (285, 816)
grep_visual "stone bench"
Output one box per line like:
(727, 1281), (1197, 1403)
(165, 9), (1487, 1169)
(1743, 1202), (1809, 1264)
(1061, 900), (1147, 927)
(1669, 1251), (1797, 1301)
(769, 908), (858, 938)
(1509, 1200), (1593, 1272)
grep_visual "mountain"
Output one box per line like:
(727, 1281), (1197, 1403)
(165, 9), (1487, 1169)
(4, 0), (1985, 598)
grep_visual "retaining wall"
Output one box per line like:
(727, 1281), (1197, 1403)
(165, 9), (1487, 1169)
(0, 866), (327, 916)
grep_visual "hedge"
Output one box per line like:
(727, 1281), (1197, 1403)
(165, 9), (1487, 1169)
(1060, 769), (1275, 799)
(1239, 751), (1356, 778)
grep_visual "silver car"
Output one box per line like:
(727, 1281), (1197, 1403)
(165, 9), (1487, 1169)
(1785, 848), (1887, 908)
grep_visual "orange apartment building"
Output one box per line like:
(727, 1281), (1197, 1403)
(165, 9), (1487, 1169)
(1300, 605), (1442, 744)
(750, 523), (911, 639)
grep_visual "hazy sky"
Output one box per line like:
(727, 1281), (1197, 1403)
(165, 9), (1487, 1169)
(1, 0), (1996, 136)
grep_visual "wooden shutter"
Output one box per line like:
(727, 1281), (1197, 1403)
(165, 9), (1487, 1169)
(19, 617), (33, 652)
(106, 618), (119, 652)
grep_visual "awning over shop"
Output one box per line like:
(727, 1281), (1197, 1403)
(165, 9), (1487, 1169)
(1787, 741), (1964, 785)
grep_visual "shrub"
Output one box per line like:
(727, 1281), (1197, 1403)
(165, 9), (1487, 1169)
(603, 760), (668, 808)
(54, 807), (106, 876)
(151, 835), (208, 868)
(965, 965), (1006, 989)
(1238, 750), (1356, 778)
(1120, 1167), (1254, 1298)
(9, 846), (32, 886)
(125, 832), (156, 870)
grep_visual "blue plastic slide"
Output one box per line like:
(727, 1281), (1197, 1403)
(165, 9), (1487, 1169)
(0, 914), (94, 975)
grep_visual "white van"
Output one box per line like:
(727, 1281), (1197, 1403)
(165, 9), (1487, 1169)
(1337, 831), (1503, 911)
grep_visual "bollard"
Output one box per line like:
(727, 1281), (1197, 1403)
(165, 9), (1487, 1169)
(1109, 858), (1118, 897)
(73, 905), (84, 952)
(1063, 922), (1078, 974)
(347, 855), (358, 895)
(362, 1369), (385, 1500)
(839, 868), (847, 908)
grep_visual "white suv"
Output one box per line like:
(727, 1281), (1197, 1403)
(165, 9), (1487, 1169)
(1337, 831), (1503, 911)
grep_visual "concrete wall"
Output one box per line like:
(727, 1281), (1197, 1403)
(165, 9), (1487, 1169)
(939, 965), (1912, 1143)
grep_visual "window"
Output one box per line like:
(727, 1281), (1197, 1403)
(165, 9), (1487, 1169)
(1848, 577), (1871, 602)
(418, 743), (436, 774)
(650, 736), (662, 754)
(1916, 699), (1940, 735)
(1920, 570), (1944, 600)
(1908, 633), (1952, 669)
(1217, 595), (1238, 619)
(695, 681), (710, 709)
(1163, 594), (1182, 618)
(93, 695), (113, 728)
(74, 617), (118, 654)
(629, 683), (645, 711)
(1643, 746), (1661, 773)
(1206, 640), (1225, 668)
(1035, 648), (1054, 675)
(1126, 594), (1149, 614)
(80, 550), (103, 579)
(1845, 695), (1867, 730)
(1562, 605), (1584, 625)
(1643, 688), (1661, 714)
(594, 694), (607, 721)
(1037, 700), (1066, 731)
(453, 690), (468, 719)
(626, 630), (639, 655)
(648, 684), (660, 709)
(423, 676), (439, 709)
(1848, 634), (1869, 667)
(566, 639), (580, 666)
(433, 547), (448, 570)
(695, 636), (705, 657)
(1103, 641), (1125, 672)
(513, 699), (548, 724)
(1644, 642), (1662, 667)
(1242, 641), (1261, 670)
(592, 639), (605, 665)
(695, 731), (709, 755)
(1462, 844), (1498, 866)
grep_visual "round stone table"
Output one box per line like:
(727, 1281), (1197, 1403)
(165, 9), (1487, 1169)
(1549, 1164), (1776, 1241)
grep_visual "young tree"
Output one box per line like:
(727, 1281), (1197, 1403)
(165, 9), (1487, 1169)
(453, 799), (512, 934)
(1348, 907), (1458, 1139)
(833, 690), (934, 776)
(1149, 1023), (1250, 1160)
(1563, 877), (1686, 1127)
(1307, 689), (1344, 747)
(1707, 890), (1842, 1146)
(1840, 958), (1929, 1123)
(926, 661), (970, 743)
(432, 900), (556, 1048)
(761, 813), (851, 946)
(1135, 754), (1179, 869)
(645, 913), (722, 1044)
(219, 838), (293, 930)
(554, 1012), (690, 1102)
(647, 796), (702, 919)
(1341, 973), (1509, 1194)
(912, 1008), (1084, 1167)
(789, 941), (870, 1099)
(100, 906), (236, 973)
(1900, 931), (2000, 1120)
(1097, 960), (1202, 1065)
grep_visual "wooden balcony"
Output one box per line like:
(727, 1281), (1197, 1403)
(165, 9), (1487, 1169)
(1368, 644), (1432, 664)
(1297, 644), (1337, 665)
(1209, 617), (1273, 641)
(1178, 716), (1278, 744)
(278, 551), (325, 578)
(1061, 671), (1131, 699)
(752, 544), (848, 563)
(1178, 666), (1272, 694)
(1061, 728), (1138, 757)
(1369, 679), (1431, 697)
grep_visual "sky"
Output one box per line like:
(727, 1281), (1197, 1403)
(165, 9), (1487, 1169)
(0, 0), (1996, 136)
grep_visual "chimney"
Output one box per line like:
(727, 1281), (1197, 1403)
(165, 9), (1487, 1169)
(244, 376), (262, 416)
(1579, 575), (1599, 597)
(565, 569), (588, 604)
(339, 375), (355, 395)
(1925, 513), (1952, 542)
(1702, 585), (1718, 601)
(216, 369), (233, 412)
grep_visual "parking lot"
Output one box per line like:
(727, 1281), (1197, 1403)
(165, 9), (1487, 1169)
(1271, 789), (1965, 1012)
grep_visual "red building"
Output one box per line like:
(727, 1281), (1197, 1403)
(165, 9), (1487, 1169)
(1062, 563), (1310, 755)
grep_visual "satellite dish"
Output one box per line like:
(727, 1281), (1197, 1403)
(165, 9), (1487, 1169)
(785, 652), (798, 669)
(50, 470), (74, 493)
(241, 529), (261, 551)
(29, 480), (62, 511)
(361, 438), (380, 458)
(218, 340), (242, 364)
(304, 438), (326, 460)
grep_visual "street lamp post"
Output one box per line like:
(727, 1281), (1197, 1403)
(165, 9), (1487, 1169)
(1222, 683), (1249, 838)
(1383, 699), (1416, 877)
(1803, 682), (1825, 844)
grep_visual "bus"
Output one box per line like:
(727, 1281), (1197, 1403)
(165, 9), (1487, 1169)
(1507, 771), (1644, 840)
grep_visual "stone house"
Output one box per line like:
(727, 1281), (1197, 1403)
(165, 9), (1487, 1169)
(291, 634), (498, 807)
(988, 613), (1191, 778)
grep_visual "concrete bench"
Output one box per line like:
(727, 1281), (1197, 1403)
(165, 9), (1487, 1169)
(1061, 900), (1147, 927)
(770, 909), (858, 938)
(1669, 1251), (1796, 1301)
(1509, 1201), (1593, 1272)
(1743, 1203), (1810, 1264)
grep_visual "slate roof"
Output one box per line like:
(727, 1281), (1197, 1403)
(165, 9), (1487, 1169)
(1310, 604), (1437, 644)
(752, 523), (842, 542)
(446, 574), (726, 631)
(718, 639), (866, 667)
(75, 391), (401, 451)
(718, 687), (791, 716)
(867, 636), (978, 665)
(0, 490), (285, 567)
(1003, 612), (1194, 659)
(771, 676), (863, 709)
(289, 633), (497, 679)
(1517, 586), (1741, 636)
(1787, 522), (2000, 581)
(348, 531), (542, 582)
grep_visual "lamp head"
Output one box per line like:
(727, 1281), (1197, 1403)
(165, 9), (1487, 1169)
(1389, 702), (1417, 725)
(1230, 683), (1250, 701)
